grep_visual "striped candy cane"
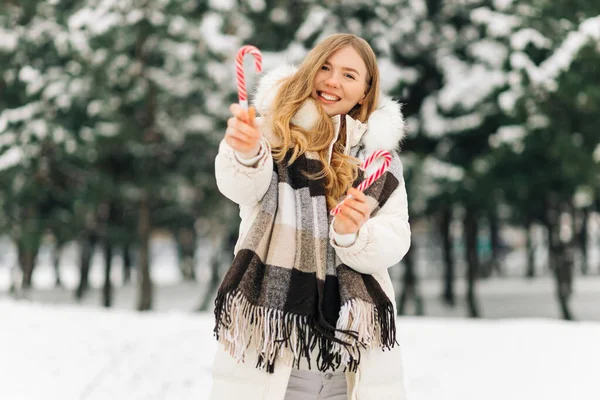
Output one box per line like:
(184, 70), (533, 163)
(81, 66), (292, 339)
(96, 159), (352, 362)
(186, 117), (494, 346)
(236, 45), (262, 110)
(330, 150), (393, 216)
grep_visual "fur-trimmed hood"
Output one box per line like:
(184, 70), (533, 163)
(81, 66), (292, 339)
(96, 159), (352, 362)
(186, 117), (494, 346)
(252, 65), (406, 155)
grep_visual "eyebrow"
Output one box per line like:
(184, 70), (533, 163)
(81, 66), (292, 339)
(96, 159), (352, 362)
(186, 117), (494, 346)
(324, 61), (361, 77)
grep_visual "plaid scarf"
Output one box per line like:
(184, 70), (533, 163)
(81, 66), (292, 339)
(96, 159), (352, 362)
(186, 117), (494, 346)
(214, 145), (402, 374)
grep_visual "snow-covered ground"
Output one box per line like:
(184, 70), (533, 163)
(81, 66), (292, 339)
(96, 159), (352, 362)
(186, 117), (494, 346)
(2, 299), (600, 400)
(2, 236), (600, 399)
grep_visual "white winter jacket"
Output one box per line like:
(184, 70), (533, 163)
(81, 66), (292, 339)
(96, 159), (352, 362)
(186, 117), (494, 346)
(210, 66), (411, 400)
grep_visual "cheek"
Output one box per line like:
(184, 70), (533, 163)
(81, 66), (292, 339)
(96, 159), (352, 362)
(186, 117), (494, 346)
(313, 72), (324, 88)
(347, 85), (366, 103)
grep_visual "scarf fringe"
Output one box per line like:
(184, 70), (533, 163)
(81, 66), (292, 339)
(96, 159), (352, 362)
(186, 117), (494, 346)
(214, 289), (398, 374)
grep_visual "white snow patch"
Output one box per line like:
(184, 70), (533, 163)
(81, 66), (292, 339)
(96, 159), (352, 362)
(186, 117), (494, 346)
(2, 300), (598, 399)
(489, 125), (527, 150)
(0, 28), (19, 52)
(0, 147), (24, 171)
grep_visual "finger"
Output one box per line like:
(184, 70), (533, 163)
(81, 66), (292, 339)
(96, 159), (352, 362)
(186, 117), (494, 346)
(344, 198), (370, 218)
(231, 119), (260, 140)
(347, 187), (366, 202)
(345, 201), (369, 224)
(225, 135), (243, 149)
(225, 136), (253, 152)
(339, 204), (363, 226)
(229, 103), (248, 122)
(226, 128), (254, 145)
(248, 106), (256, 126)
(334, 214), (356, 233)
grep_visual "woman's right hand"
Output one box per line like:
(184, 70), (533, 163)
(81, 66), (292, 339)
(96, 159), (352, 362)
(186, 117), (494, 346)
(225, 103), (262, 159)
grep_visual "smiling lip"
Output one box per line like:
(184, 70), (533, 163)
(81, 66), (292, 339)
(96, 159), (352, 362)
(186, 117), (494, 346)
(317, 91), (341, 103)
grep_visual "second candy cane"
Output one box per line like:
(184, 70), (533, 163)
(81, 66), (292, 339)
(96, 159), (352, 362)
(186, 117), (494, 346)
(236, 45), (262, 110)
(330, 150), (393, 216)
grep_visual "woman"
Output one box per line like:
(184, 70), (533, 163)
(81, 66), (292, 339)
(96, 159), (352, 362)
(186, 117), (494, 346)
(211, 34), (410, 400)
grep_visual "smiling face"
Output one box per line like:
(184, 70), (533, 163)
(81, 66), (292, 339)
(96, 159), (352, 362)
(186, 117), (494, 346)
(311, 46), (369, 117)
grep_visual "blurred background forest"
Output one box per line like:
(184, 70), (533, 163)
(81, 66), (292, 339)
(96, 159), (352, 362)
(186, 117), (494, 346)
(1, 0), (599, 321)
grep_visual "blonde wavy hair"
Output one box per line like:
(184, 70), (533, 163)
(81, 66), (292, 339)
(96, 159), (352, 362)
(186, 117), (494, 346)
(268, 34), (381, 209)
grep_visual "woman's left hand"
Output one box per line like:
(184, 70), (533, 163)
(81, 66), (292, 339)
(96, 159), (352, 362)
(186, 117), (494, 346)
(333, 187), (372, 235)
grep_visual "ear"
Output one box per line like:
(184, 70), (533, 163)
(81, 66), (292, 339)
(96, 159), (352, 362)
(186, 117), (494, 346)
(358, 93), (366, 105)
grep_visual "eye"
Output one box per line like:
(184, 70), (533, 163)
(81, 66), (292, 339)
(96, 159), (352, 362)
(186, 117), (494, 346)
(345, 73), (356, 80)
(321, 65), (330, 71)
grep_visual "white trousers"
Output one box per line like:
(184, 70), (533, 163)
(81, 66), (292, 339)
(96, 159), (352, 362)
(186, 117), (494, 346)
(284, 368), (347, 400)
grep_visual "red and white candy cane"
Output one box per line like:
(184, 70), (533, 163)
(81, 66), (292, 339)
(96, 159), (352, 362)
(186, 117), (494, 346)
(330, 150), (392, 216)
(236, 45), (262, 110)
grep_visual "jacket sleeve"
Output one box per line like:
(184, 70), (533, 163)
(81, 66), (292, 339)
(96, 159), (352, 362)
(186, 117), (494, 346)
(214, 137), (273, 207)
(329, 178), (411, 275)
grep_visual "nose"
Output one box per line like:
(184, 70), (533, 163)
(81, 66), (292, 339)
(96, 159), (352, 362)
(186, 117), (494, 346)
(324, 76), (340, 89)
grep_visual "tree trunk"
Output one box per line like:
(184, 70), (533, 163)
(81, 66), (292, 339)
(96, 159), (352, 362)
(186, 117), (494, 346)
(103, 242), (113, 308)
(197, 235), (225, 312)
(75, 232), (96, 300)
(18, 242), (39, 289)
(578, 208), (589, 275)
(137, 195), (152, 311)
(464, 207), (481, 318)
(488, 209), (503, 276)
(553, 245), (574, 320)
(546, 198), (574, 320)
(197, 228), (238, 312)
(177, 227), (197, 282)
(397, 245), (424, 316)
(122, 243), (133, 285)
(440, 205), (455, 307)
(525, 217), (536, 279)
(53, 241), (63, 288)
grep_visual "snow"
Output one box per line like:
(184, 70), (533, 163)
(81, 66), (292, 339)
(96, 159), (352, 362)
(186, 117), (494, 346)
(468, 39), (509, 68)
(408, 0), (427, 17)
(0, 28), (19, 52)
(438, 62), (506, 111)
(147, 67), (197, 98)
(198, 13), (238, 54)
(184, 114), (215, 133)
(18, 66), (41, 84)
(165, 41), (196, 62)
(72, 6), (122, 36)
(574, 187), (594, 209)
(28, 119), (49, 139)
(512, 16), (600, 91)
(423, 156), (465, 181)
(126, 9), (144, 24)
(247, 0), (266, 13)
(269, 8), (288, 24)
(168, 16), (187, 36)
(295, 7), (329, 41)
(471, 7), (521, 37)
(421, 97), (485, 137)
(95, 122), (120, 137)
(149, 10), (167, 27)
(43, 80), (67, 100)
(493, 0), (515, 11)
(511, 28), (551, 51)
(527, 114), (550, 129)
(208, 0), (235, 11)
(1, 299), (599, 400)
(0, 102), (43, 133)
(594, 144), (600, 163)
(0, 147), (23, 172)
(377, 58), (404, 91)
(489, 125), (527, 149)
(498, 89), (518, 113)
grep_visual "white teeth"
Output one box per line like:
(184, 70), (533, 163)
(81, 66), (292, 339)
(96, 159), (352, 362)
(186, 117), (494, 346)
(320, 92), (340, 101)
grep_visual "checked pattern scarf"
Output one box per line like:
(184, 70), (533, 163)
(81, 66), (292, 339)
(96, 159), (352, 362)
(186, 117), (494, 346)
(214, 147), (402, 373)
